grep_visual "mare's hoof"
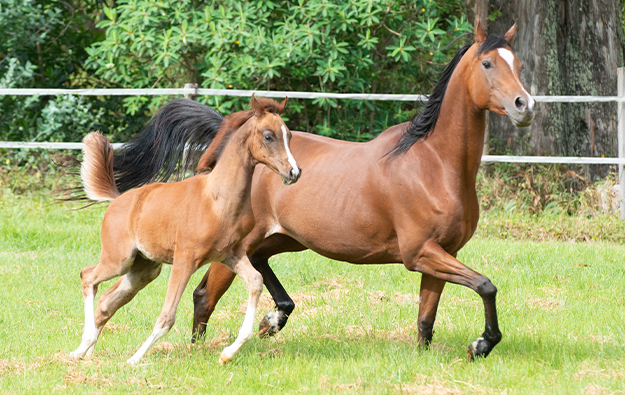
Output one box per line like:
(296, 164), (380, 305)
(258, 312), (281, 338)
(467, 337), (490, 361)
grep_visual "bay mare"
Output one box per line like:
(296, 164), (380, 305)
(70, 96), (300, 364)
(108, 18), (535, 359)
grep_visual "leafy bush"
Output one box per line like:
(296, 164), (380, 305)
(85, 0), (472, 140)
(0, 0), (151, 143)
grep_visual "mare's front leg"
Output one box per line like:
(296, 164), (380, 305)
(417, 273), (446, 347)
(407, 242), (501, 360)
(218, 252), (264, 365)
(127, 253), (199, 365)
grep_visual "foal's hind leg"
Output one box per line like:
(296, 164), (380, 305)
(80, 256), (163, 357)
(127, 254), (198, 365)
(219, 252), (264, 365)
(71, 248), (135, 359)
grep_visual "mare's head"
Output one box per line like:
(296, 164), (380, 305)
(466, 17), (535, 127)
(245, 95), (301, 185)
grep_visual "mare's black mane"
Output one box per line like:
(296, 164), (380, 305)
(386, 34), (510, 158)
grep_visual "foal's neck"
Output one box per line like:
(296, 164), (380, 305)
(204, 124), (256, 214)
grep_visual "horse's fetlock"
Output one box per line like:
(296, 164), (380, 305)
(276, 300), (295, 315)
(418, 316), (434, 334)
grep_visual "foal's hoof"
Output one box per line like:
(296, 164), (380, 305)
(467, 337), (490, 361)
(69, 351), (84, 360)
(219, 354), (231, 365)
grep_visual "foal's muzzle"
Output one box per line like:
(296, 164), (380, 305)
(282, 167), (301, 185)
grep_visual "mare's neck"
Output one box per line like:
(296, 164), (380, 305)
(424, 60), (486, 185)
(205, 125), (256, 214)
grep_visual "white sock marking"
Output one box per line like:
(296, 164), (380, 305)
(281, 125), (299, 176)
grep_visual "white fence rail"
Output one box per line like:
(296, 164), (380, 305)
(2, 74), (625, 217)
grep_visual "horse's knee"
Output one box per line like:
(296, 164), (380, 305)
(248, 271), (263, 294)
(157, 314), (176, 331)
(475, 276), (497, 298)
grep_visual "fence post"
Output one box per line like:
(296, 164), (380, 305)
(184, 83), (198, 101)
(618, 68), (625, 219)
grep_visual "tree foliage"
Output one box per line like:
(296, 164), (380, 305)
(86, 0), (471, 140)
(0, 0), (149, 143)
(1, 0), (471, 143)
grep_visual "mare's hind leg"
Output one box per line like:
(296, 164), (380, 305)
(218, 252), (264, 365)
(417, 273), (446, 347)
(191, 234), (305, 340)
(192, 262), (236, 343)
(126, 253), (198, 365)
(406, 242), (501, 360)
(71, 247), (136, 359)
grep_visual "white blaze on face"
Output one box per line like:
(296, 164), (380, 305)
(281, 125), (299, 176)
(497, 48), (535, 109)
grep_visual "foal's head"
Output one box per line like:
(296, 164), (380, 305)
(246, 95), (301, 185)
(466, 17), (535, 127)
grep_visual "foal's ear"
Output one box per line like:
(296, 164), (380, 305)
(276, 96), (288, 115)
(503, 23), (517, 46)
(474, 15), (487, 43)
(251, 93), (263, 117)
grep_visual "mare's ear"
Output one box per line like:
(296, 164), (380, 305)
(276, 96), (288, 115)
(474, 15), (487, 43)
(251, 93), (263, 117)
(503, 23), (517, 45)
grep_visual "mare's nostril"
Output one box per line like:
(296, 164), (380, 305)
(515, 97), (527, 112)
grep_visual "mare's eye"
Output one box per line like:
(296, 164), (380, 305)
(482, 60), (493, 69)
(264, 135), (273, 142)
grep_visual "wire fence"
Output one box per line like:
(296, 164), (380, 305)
(2, 85), (624, 217)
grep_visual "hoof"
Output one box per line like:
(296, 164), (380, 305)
(219, 354), (231, 365)
(467, 337), (490, 361)
(258, 311), (283, 338)
(126, 356), (141, 365)
(69, 351), (84, 360)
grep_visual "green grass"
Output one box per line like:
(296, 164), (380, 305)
(1, 191), (624, 394)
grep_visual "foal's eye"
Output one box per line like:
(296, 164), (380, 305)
(482, 60), (493, 69)
(264, 135), (273, 142)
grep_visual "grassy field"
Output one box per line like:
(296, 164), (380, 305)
(1, 190), (624, 394)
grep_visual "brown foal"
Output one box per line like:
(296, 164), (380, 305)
(70, 96), (300, 365)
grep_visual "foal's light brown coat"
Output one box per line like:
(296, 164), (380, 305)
(70, 96), (299, 364)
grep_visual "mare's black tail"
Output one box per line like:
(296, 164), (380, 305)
(113, 98), (224, 193)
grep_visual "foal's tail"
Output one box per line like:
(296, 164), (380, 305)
(81, 132), (120, 202)
(113, 99), (224, 193)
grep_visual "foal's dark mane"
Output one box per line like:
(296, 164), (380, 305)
(386, 34), (510, 158)
(196, 97), (285, 171)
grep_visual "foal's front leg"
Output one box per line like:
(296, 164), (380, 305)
(127, 254), (198, 365)
(219, 252), (264, 365)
